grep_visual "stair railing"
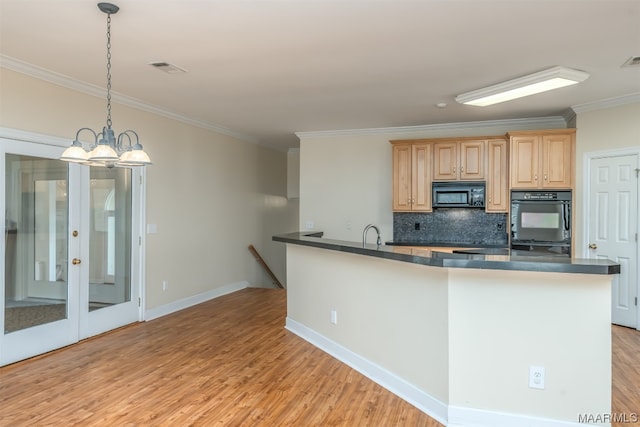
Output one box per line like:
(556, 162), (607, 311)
(248, 245), (284, 289)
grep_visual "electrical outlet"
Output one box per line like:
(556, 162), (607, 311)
(346, 220), (352, 230)
(162, 280), (169, 291)
(529, 366), (545, 389)
(414, 222), (420, 231)
(305, 220), (314, 230)
(330, 309), (338, 324)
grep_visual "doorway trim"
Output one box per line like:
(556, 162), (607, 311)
(583, 147), (640, 330)
(0, 127), (146, 324)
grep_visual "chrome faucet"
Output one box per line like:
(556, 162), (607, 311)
(362, 224), (382, 247)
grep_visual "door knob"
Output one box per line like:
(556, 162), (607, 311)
(72, 258), (82, 265)
(588, 243), (598, 250)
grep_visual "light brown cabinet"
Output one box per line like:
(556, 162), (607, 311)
(486, 139), (509, 212)
(391, 141), (432, 212)
(433, 140), (485, 181)
(509, 130), (575, 189)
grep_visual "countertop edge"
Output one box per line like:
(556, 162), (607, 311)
(273, 232), (620, 275)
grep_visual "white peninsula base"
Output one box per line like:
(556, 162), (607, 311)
(285, 244), (613, 427)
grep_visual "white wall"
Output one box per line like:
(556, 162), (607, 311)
(298, 118), (566, 243)
(0, 68), (298, 310)
(448, 269), (610, 422)
(574, 102), (640, 254)
(287, 244), (450, 404)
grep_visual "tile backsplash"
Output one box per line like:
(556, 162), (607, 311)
(393, 210), (508, 246)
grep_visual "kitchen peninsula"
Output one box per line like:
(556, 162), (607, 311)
(274, 232), (619, 427)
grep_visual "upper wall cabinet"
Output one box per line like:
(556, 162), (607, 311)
(391, 141), (432, 212)
(508, 130), (575, 189)
(486, 138), (509, 212)
(433, 140), (485, 181)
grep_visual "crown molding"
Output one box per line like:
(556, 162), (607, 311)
(0, 126), (69, 147)
(571, 92), (640, 114)
(0, 54), (260, 146)
(295, 116), (567, 139)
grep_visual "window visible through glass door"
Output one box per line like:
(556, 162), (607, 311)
(88, 167), (131, 311)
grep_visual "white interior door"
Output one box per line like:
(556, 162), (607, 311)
(1, 133), (144, 365)
(586, 153), (639, 328)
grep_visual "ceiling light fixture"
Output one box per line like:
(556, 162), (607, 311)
(455, 66), (590, 107)
(60, 2), (151, 167)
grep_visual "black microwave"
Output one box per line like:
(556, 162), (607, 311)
(432, 182), (485, 208)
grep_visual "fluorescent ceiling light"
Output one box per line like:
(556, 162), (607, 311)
(455, 66), (590, 107)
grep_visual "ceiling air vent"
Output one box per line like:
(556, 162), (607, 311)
(621, 56), (640, 68)
(149, 61), (187, 74)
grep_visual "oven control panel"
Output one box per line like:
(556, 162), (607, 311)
(511, 191), (572, 201)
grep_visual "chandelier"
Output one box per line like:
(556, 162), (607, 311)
(60, 2), (151, 167)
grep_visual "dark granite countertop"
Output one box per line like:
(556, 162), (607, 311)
(385, 241), (507, 248)
(273, 232), (620, 275)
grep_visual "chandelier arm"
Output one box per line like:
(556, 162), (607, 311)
(117, 131), (133, 150)
(122, 130), (140, 144)
(74, 127), (99, 143)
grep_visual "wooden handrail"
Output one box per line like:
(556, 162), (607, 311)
(248, 245), (284, 289)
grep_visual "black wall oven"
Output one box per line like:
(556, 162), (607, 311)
(510, 190), (572, 257)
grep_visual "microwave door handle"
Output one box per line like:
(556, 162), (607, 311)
(564, 203), (570, 231)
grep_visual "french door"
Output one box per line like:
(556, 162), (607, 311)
(1, 135), (144, 366)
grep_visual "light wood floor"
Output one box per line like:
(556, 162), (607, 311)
(0, 288), (638, 426)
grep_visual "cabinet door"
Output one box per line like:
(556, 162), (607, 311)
(460, 140), (485, 180)
(486, 139), (508, 212)
(541, 134), (572, 188)
(510, 136), (539, 188)
(392, 144), (412, 211)
(433, 142), (458, 180)
(412, 143), (432, 211)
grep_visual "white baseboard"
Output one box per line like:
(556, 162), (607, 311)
(285, 317), (449, 426)
(145, 281), (249, 321)
(448, 406), (595, 427)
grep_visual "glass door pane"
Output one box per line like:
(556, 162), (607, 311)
(88, 166), (131, 311)
(4, 154), (68, 333)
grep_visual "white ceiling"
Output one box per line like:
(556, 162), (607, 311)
(1, 0), (639, 151)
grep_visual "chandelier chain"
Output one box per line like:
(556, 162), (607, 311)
(106, 13), (112, 129)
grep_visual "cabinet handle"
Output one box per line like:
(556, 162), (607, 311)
(544, 174), (548, 181)
(460, 166), (464, 172)
(535, 174), (538, 181)
(453, 167), (456, 174)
